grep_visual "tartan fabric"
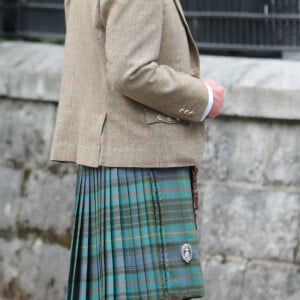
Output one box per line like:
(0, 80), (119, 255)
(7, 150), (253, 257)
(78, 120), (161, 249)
(66, 164), (205, 300)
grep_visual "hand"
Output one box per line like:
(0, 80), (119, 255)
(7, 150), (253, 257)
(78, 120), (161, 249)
(203, 78), (224, 119)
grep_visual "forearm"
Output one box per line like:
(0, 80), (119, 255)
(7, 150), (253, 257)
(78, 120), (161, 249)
(101, 0), (209, 122)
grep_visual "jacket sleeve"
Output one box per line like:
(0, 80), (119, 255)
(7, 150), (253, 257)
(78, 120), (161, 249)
(64, 0), (71, 28)
(100, 0), (209, 122)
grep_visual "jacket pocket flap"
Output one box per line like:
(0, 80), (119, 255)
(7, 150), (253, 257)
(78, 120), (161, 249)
(143, 106), (183, 125)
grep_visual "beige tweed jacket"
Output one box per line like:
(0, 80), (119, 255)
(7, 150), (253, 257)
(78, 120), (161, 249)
(49, 0), (210, 168)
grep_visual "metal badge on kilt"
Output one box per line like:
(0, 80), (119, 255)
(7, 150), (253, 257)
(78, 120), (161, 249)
(181, 243), (192, 263)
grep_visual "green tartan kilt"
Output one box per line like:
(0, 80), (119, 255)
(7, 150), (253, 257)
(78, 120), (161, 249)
(66, 165), (205, 300)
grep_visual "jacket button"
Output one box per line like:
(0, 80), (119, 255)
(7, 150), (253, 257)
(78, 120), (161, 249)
(188, 111), (195, 117)
(191, 68), (199, 77)
(157, 114), (164, 121)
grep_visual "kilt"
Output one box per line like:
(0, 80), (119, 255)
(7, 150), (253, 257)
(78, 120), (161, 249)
(66, 164), (205, 300)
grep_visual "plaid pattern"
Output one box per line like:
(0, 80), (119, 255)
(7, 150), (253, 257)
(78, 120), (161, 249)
(67, 165), (204, 299)
(50, 0), (208, 168)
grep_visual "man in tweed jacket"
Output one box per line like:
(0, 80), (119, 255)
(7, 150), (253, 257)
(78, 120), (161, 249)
(50, 0), (224, 168)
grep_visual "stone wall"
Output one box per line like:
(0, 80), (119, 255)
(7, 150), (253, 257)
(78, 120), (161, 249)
(0, 41), (299, 300)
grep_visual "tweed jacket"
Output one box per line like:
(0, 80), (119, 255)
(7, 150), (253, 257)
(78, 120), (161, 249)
(49, 0), (210, 168)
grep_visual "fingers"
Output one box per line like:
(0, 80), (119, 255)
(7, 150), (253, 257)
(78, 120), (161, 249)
(203, 78), (224, 94)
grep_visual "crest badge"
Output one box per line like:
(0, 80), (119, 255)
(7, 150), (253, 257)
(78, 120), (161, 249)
(181, 243), (193, 263)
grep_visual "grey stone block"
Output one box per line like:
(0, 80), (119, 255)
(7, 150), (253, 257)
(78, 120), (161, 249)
(201, 256), (246, 300)
(296, 231), (300, 263)
(200, 119), (269, 184)
(201, 55), (300, 120)
(200, 186), (300, 263)
(242, 261), (300, 300)
(199, 119), (300, 186)
(201, 257), (300, 300)
(0, 167), (22, 230)
(0, 42), (38, 96)
(19, 169), (76, 234)
(282, 51), (300, 61)
(0, 99), (56, 166)
(0, 238), (69, 300)
(0, 41), (63, 101)
(264, 123), (300, 186)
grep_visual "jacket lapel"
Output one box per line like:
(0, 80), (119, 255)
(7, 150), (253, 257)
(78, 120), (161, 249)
(172, 0), (200, 67)
(173, 0), (189, 28)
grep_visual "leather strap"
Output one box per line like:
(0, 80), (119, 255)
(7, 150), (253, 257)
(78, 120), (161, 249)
(189, 165), (199, 229)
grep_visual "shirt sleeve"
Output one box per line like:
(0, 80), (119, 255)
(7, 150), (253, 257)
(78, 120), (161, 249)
(201, 82), (214, 121)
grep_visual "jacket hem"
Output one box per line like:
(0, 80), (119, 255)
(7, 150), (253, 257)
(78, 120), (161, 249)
(49, 157), (201, 169)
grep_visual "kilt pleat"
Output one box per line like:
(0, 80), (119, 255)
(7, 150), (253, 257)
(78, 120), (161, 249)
(66, 165), (205, 300)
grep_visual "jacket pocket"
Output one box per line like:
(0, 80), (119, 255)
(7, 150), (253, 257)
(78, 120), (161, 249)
(143, 106), (185, 125)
